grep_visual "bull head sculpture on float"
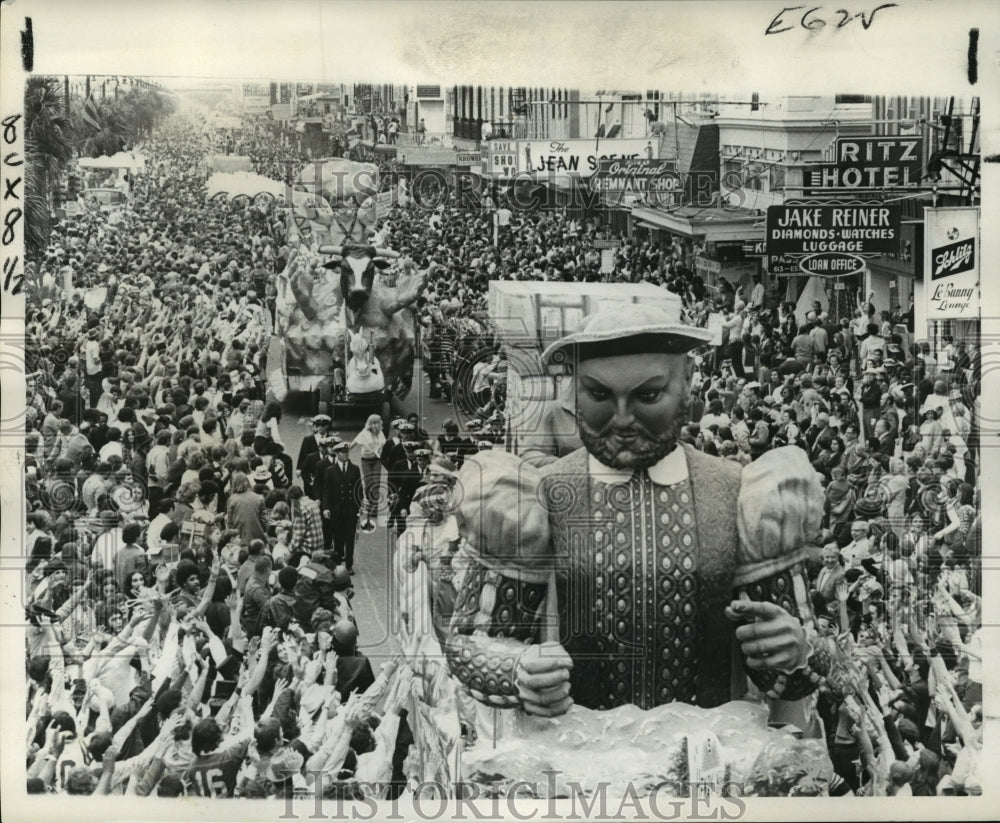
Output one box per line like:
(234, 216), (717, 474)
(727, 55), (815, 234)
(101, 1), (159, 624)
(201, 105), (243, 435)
(316, 243), (431, 400)
(321, 243), (400, 328)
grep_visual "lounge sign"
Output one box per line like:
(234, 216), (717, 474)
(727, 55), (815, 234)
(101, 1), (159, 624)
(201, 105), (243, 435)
(924, 206), (979, 320)
(766, 203), (900, 255)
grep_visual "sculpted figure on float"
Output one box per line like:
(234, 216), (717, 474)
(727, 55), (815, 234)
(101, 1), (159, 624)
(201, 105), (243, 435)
(283, 242), (431, 400)
(319, 244), (432, 400)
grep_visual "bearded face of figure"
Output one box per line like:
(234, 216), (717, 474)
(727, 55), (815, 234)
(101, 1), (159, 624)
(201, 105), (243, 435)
(576, 352), (692, 471)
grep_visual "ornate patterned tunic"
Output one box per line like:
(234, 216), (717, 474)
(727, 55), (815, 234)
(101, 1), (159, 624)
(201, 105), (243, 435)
(446, 445), (823, 712)
(566, 469), (702, 709)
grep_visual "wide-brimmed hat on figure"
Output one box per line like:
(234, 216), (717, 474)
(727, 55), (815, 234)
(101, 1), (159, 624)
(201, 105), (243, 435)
(541, 304), (713, 368)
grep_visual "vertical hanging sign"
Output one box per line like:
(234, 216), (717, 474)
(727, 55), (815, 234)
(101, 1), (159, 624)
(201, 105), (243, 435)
(923, 206), (979, 320)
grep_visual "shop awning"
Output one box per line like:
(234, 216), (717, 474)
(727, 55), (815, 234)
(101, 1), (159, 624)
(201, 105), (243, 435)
(631, 206), (765, 243)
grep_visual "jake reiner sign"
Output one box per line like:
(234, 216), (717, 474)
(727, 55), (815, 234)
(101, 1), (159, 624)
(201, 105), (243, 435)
(765, 203), (900, 255)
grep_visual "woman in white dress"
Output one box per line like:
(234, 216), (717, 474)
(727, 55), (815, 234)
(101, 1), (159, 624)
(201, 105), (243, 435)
(353, 413), (386, 533)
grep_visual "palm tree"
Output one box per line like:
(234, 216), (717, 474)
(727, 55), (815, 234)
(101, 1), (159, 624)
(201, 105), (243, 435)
(24, 76), (74, 258)
(79, 105), (129, 157)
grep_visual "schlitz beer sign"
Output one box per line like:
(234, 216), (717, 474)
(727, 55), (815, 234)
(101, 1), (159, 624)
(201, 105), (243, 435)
(923, 206), (979, 321)
(930, 237), (975, 280)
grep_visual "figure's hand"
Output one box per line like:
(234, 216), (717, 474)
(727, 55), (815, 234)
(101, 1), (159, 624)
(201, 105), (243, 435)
(835, 578), (850, 603)
(726, 600), (809, 673)
(516, 642), (573, 717)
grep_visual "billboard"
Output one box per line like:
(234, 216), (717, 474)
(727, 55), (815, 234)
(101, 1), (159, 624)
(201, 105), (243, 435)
(766, 203), (901, 255)
(486, 140), (518, 177)
(519, 138), (656, 179)
(924, 206), (979, 320)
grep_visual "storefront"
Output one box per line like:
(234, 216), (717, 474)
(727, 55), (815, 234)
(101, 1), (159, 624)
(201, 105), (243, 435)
(629, 205), (765, 295)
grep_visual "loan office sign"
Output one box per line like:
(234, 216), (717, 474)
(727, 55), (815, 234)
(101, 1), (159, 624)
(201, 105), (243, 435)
(766, 202), (901, 255)
(804, 136), (924, 192)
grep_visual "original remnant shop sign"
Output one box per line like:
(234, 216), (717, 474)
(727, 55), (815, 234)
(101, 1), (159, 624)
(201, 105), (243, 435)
(924, 206), (979, 320)
(590, 159), (681, 206)
(766, 203), (901, 255)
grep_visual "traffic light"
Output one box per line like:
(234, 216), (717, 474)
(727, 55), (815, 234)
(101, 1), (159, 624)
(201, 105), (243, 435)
(66, 173), (81, 201)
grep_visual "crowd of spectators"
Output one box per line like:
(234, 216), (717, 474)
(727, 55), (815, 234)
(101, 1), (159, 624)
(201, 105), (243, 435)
(679, 296), (982, 795)
(20, 112), (982, 799)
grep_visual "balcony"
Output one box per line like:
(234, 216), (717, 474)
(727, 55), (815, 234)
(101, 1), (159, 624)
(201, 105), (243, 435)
(486, 120), (528, 140)
(453, 117), (484, 143)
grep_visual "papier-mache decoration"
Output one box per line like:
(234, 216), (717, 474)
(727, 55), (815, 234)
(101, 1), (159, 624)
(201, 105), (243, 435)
(735, 446), (825, 588)
(453, 451), (552, 586)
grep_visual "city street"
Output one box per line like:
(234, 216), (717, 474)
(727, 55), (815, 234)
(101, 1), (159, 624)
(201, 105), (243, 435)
(275, 355), (455, 661)
(15, 63), (985, 801)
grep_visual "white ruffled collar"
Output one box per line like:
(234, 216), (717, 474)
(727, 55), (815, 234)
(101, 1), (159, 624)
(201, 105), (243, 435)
(587, 445), (689, 486)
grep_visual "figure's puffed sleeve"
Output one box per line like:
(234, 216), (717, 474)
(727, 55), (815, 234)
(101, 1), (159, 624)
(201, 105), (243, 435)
(736, 446), (829, 700)
(443, 452), (553, 708)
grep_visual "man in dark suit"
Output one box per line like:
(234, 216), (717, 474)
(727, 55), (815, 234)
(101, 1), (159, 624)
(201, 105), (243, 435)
(805, 411), (835, 461)
(297, 414), (332, 476)
(301, 435), (331, 500)
(381, 419), (409, 472)
(387, 440), (422, 535)
(873, 419), (896, 459)
(322, 441), (362, 572)
(304, 436), (337, 548)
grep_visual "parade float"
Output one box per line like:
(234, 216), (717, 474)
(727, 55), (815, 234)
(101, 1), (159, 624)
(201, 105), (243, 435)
(271, 240), (430, 419)
(295, 157), (395, 246)
(378, 446), (865, 801)
(265, 154), (426, 418)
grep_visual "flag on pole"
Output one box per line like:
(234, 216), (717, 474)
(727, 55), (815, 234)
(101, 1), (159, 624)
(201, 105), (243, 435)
(81, 92), (101, 132)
